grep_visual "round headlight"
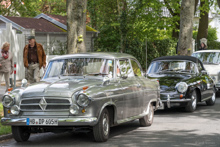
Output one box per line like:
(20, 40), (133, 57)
(176, 82), (188, 93)
(76, 94), (91, 107)
(70, 104), (79, 114)
(11, 105), (20, 115)
(2, 95), (14, 108)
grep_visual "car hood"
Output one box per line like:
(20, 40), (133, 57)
(148, 74), (192, 91)
(203, 64), (220, 75)
(21, 77), (103, 98)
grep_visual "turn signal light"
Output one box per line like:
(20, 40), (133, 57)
(8, 88), (13, 91)
(180, 94), (183, 99)
(8, 110), (11, 114)
(82, 109), (86, 113)
(83, 86), (88, 91)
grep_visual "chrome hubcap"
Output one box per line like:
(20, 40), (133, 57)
(212, 93), (216, 101)
(148, 107), (153, 121)
(103, 114), (109, 136)
(192, 95), (196, 109)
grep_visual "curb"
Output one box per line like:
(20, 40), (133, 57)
(0, 133), (12, 141)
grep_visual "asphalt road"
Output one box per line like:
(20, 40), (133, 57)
(1, 97), (220, 147)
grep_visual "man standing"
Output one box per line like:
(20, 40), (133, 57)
(23, 36), (46, 83)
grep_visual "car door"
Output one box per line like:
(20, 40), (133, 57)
(116, 59), (139, 118)
(197, 63), (214, 100)
(130, 59), (145, 114)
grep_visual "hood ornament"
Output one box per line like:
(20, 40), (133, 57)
(39, 97), (47, 111)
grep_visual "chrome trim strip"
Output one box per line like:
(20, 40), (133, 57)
(21, 109), (69, 112)
(20, 103), (70, 106)
(1, 117), (98, 126)
(161, 99), (191, 102)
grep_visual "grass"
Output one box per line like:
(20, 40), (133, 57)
(0, 103), (11, 136)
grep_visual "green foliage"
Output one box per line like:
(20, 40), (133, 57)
(0, 0), (66, 17)
(193, 26), (218, 41)
(0, 104), (11, 135)
(207, 26), (218, 41)
(207, 41), (220, 49)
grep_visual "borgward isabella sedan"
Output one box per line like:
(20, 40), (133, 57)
(1, 53), (161, 142)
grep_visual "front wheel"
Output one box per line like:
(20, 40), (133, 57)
(93, 108), (110, 142)
(206, 90), (216, 106)
(12, 126), (30, 142)
(185, 90), (197, 112)
(139, 104), (154, 127)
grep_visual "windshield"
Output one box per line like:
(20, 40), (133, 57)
(43, 58), (114, 79)
(147, 60), (196, 74)
(192, 52), (220, 64)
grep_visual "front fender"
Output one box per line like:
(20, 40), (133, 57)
(96, 100), (117, 125)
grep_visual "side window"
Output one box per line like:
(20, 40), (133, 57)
(131, 59), (142, 77)
(116, 59), (134, 78)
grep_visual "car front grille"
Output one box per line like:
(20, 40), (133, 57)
(20, 97), (71, 112)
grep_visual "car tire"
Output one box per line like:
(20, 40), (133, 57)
(185, 90), (197, 112)
(11, 126), (30, 142)
(206, 90), (216, 106)
(139, 104), (154, 127)
(93, 108), (110, 142)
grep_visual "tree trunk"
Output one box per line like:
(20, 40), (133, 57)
(196, 0), (208, 50)
(67, 0), (87, 54)
(120, 0), (127, 53)
(217, 0), (220, 8)
(177, 0), (195, 55)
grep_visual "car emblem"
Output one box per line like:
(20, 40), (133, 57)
(39, 97), (47, 111)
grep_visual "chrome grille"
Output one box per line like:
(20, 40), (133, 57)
(20, 97), (71, 112)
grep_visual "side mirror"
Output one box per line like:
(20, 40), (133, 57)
(201, 70), (207, 75)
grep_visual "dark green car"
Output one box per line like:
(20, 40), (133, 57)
(147, 56), (216, 112)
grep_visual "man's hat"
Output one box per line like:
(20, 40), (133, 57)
(28, 36), (35, 40)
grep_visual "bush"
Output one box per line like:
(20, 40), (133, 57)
(207, 41), (220, 49)
(123, 39), (177, 70)
(193, 26), (218, 41)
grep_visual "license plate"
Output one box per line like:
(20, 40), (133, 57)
(158, 103), (164, 110)
(26, 118), (58, 126)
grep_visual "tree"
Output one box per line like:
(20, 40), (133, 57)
(177, 0), (195, 55)
(67, 0), (87, 54)
(196, 0), (209, 49)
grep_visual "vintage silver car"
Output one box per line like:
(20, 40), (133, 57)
(1, 53), (160, 142)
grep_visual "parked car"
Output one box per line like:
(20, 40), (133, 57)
(1, 52), (160, 142)
(192, 50), (220, 91)
(147, 56), (215, 112)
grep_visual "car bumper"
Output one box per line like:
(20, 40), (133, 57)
(161, 98), (191, 108)
(1, 117), (98, 126)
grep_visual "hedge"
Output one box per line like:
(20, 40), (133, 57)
(207, 41), (220, 50)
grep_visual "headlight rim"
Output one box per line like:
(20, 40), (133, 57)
(76, 93), (91, 108)
(11, 105), (20, 115)
(176, 82), (188, 93)
(69, 104), (79, 115)
(2, 95), (15, 108)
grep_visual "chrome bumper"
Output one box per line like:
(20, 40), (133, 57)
(1, 117), (98, 126)
(161, 98), (191, 108)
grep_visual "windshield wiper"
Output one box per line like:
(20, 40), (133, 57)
(157, 69), (174, 74)
(61, 73), (80, 76)
(87, 73), (109, 76)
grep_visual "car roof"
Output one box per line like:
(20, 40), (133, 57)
(152, 55), (205, 70)
(50, 52), (136, 60)
(193, 50), (220, 53)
